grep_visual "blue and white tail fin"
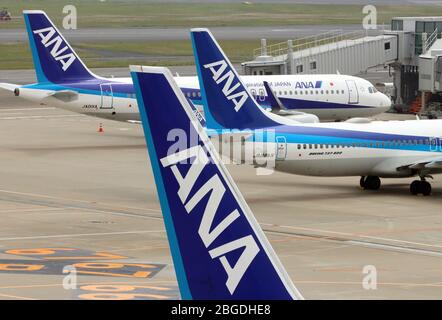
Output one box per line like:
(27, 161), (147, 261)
(130, 65), (302, 300)
(191, 28), (284, 131)
(23, 10), (97, 84)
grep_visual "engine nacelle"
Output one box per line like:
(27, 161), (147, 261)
(281, 112), (319, 124)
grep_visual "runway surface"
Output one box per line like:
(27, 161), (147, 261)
(0, 87), (441, 300)
(1, 25), (364, 43)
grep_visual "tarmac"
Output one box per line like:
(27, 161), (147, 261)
(0, 86), (442, 300)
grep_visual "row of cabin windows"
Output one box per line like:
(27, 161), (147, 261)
(297, 139), (434, 150)
(252, 89), (345, 97)
(185, 89), (345, 98)
(186, 91), (202, 98)
(185, 87), (377, 99)
(277, 89), (344, 96)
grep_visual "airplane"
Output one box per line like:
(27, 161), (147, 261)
(191, 28), (442, 196)
(130, 65), (304, 300)
(0, 10), (391, 123)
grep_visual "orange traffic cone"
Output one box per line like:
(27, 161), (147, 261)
(98, 123), (104, 133)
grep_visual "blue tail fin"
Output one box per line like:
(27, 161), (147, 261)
(23, 10), (96, 83)
(191, 28), (282, 130)
(130, 65), (302, 300)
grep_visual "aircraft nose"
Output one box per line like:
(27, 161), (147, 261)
(378, 93), (392, 111)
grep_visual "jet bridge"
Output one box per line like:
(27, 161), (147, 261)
(242, 29), (397, 76)
(243, 17), (442, 114)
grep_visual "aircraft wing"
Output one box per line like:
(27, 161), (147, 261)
(397, 156), (442, 171)
(0, 83), (19, 92)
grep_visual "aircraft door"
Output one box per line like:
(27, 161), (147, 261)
(100, 83), (114, 109)
(345, 80), (359, 104)
(276, 136), (287, 160)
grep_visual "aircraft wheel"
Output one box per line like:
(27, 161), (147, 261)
(421, 181), (432, 196)
(362, 176), (381, 190)
(410, 180), (432, 196)
(410, 180), (420, 195)
(360, 176), (366, 188)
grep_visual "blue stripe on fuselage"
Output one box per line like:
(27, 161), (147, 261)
(24, 82), (375, 110)
(206, 127), (442, 153)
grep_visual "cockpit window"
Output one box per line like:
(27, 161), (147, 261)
(368, 87), (378, 93)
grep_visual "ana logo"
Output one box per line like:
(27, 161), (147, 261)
(160, 145), (260, 294)
(203, 60), (248, 112)
(294, 81), (322, 89)
(33, 27), (76, 71)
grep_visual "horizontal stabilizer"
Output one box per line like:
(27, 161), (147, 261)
(0, 83), (19, 92)
(46, 90), (78, 102)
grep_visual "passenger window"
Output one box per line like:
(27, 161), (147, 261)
(331, 90), (334, 94)
(341, 90), (344, 94)
(297, 144), (301, 150)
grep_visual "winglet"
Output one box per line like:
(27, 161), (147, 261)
(130, 65), (303, 300)
(263, 81), (285, 113)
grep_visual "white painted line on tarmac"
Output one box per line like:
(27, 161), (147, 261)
(262, 223), (442, 250)
(0, 188), (161, 213)
(0, 114), (83, 120)
(0, 229), (165, 241)
(0, 107), (55, 112)
(346, 240), (442, 257)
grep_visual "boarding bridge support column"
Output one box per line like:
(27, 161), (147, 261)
(287, 40), (294, 74)
(261, 39), (267, 56)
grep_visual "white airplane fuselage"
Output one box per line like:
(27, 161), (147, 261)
(11, 74), (391, 123)
(210, 119), (442, 179)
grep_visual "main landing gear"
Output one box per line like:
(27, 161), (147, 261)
(410, 179), (432, 196)
(360, 176), (381, 190)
